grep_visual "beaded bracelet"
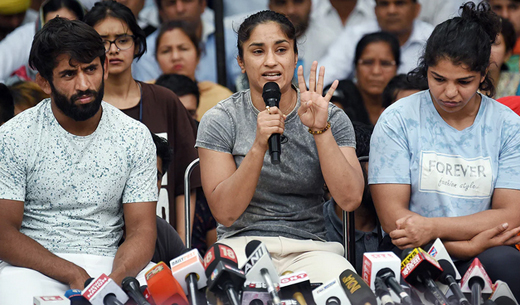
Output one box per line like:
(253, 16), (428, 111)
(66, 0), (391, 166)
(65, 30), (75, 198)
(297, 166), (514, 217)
(308, 121), (331, 135)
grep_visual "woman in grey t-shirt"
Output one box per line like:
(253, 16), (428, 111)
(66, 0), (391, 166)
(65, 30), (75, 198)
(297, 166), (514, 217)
(196, 10), (364, 285)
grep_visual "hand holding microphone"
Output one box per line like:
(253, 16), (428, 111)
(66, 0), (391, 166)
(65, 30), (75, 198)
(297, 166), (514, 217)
(262, 82), (282, 164)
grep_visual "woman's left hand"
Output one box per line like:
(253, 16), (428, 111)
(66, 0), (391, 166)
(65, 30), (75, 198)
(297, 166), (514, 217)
(297, 61), (339, 132)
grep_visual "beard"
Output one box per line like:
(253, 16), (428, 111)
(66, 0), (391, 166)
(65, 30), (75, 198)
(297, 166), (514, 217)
(50, 80), (104, 122)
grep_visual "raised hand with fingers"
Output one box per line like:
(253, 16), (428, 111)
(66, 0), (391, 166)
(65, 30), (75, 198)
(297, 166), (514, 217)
(297, 61), (339, 133)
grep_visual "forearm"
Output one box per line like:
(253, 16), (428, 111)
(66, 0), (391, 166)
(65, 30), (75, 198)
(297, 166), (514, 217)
(110, 225), (156, 285)
(443, 240), (476, 260)
(431, 208), (520, 241)
(202, 143), (266, 226)
(314, 132), (363, 211)
(0, 226), (89, 289)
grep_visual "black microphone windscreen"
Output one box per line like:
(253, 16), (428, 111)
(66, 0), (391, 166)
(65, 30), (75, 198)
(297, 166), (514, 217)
(84, 278), (94, 288)
(438, 259), (456, 281)
(262, 82), (281, 102)
(400, 248), (414, 261)
(245, 240), (262, 258)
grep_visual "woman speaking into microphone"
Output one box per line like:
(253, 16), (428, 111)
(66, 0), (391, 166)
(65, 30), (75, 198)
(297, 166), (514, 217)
(195, 10), (363, 282)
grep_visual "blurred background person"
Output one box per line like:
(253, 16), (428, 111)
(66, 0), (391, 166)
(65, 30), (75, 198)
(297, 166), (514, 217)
(0, 0), (86, 83)
(155, 73), (200, 120)
(0, 83), (14, 125)
(381, 73), (428, 107)
(489, 17), (519, 98)
(319, 0), (433, 87)
(84, 1), (200, 244)
(8, 80), (48, 115)
(487, 0), (520, 72)
(133, 0), (241, 89)
(330, 31), (400, 126)
(0, 0), (31, 41)
(154, 21), (232, 118)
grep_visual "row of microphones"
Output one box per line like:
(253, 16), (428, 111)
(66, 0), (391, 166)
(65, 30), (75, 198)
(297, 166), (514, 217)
(32, 237), (519, 305)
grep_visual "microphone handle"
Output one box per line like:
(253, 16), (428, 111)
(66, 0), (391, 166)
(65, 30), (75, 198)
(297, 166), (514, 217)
(261, 268), (281, 305)
(471, 283), (483, 305)
(224, 284), (240, 305)
(385, 276), (412, 305)
(268, 134), (281, 164)
(423, 276), (449, 305)
(445, 275), (470, 305)
(186, 273), (199, 305)
(104, 294), (124, 305)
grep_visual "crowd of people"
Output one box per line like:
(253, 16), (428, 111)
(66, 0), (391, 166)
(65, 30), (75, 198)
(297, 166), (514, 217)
(2, 0), (520, 303)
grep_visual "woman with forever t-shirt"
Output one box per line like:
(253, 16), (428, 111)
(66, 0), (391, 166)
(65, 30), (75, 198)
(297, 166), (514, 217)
(369, 2), (520, 299)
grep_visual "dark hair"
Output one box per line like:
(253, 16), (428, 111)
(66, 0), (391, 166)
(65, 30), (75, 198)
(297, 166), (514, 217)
(354, 31), (401, 68)
(84, 0), (146, 60)
(0, 83), (14, 125)
(237, 10), (298, 60)
(152, 133), (172, 175)
(500, 18), (517, 54)
(155, 20), (201, 58)
(381, 74), (428, 107)
(29, 17), (106, 82)
(41, 0), (85, 22)
(155, 73), (200, 107)
(409, 2), (501, 97)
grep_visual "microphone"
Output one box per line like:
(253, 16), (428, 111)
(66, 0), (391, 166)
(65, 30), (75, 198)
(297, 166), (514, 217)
(243, 240), (281, 305)
(339, 269), (377, 305)
(262, 81), (282, 164)
(427, 239), (461, 280)
(65, 289), (91, 305)
(375, 277), (394, 305)
(122, 276), (151, 305)
(203, 243), (245, 305)
(170, 248), (208, 305)
(279, 271), (315, 305)
(362, 251), (410, 305)
(490, 280), (519, 305)
(82, 273), (129, 305)
(241, 282), (272, 305)
(460, 258), (493, 305)
(400, 247), (448, 305)
(144, 262), (189, 305)
(33, 296), (70, 305)
(437, 259), (469, 305)
(312, 278), (350, 305)
(139, 286), (156, 305)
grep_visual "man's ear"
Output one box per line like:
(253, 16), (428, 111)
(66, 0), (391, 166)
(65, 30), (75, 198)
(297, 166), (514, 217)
(414, 2), (422, 19)
(36, 73), (52, 95)
(103, 58), (109, 81)
(237, 56), (246, 74)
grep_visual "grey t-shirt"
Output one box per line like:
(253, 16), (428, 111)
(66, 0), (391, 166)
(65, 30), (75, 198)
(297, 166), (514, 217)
(196, 88), (355, 241)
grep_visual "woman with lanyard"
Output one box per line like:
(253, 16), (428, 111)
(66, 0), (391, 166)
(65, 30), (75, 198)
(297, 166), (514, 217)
(369, 2), (520, 299)
(84, 1), (200, 245)
(195, 10), (364, 283)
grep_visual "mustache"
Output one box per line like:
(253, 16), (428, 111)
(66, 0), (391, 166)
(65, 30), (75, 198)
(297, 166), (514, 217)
(71, 90), (97, 102)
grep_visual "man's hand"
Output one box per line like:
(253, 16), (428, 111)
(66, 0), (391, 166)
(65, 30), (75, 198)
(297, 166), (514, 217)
(468, 223), (520, 256)
(389, 215), (436, 249)
(68, 266), (91, 290)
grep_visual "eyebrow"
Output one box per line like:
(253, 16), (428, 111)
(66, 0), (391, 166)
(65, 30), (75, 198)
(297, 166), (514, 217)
(430, 71), (475, 81)
(99, 33), (130, 38)
(248, 39), (290, 48)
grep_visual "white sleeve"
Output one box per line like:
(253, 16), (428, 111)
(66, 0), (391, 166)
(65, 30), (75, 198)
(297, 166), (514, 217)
(0, 23), (35, 83)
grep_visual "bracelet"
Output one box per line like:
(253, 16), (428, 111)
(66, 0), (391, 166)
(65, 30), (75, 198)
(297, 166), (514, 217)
(308, 121), (331, 135)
